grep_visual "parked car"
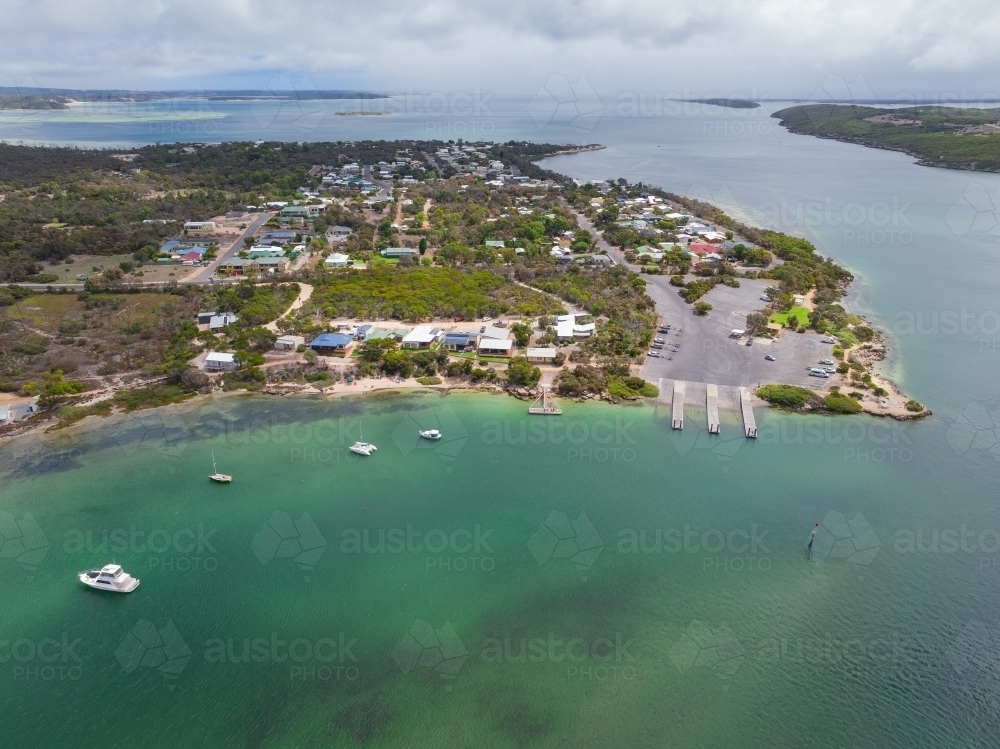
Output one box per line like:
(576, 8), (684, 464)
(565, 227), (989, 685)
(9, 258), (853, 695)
(654, 338), (664, 344)
(820, 359), (835, 365)
(764, 355), (775, 361)
(482, 316), (492, 322)
(745, 337), (753, 346)
(651, 343), (664, 349)
(648, 351), (661, 358)
(480, 326), (486, 334)
(76, 274), (88, 281)
(821, 337), (836, 344)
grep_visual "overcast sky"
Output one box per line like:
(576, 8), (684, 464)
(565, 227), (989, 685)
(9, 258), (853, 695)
(3, 0), (1000, 99)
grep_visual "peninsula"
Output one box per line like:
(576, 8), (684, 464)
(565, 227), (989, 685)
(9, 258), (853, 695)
(773, 103), (1000, 173)
(0, 138), (925, 441)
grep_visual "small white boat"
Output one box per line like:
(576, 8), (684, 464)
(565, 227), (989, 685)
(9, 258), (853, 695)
(349, 425), (377, 456)
(209, 450), (233, 483)
(78, 564), (140, 593)
(419, 429), (442, 440)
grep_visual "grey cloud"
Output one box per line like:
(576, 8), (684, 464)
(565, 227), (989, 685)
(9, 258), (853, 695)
(1, 0), (1000, 94)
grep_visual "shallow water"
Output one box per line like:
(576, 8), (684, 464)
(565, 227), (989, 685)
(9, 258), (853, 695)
(2, 94), (1000, 747)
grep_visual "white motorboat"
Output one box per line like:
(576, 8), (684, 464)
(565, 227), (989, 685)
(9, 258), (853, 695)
(78, 564), (140, 593)
(419, 429), (442, 440)
(349, 425), (377, 456)
(209, 450), (233, 483)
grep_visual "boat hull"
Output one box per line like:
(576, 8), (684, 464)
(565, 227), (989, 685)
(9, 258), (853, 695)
(78, 573), (140, 593)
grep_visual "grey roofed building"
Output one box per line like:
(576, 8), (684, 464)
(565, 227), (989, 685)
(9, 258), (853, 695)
(443, 332), (476, 351)
(209, 313), (239, 331)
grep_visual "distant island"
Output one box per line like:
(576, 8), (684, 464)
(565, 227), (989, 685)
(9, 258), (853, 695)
(773, 104), (1000, 173)
(0, 88), (388, 110)
(688, 98), (760, 109)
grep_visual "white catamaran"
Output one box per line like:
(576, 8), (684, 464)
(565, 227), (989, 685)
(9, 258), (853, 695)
(349, 425), (378, 456)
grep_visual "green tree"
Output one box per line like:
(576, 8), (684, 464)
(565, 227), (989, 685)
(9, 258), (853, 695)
(746, 312), (769, 335)
(505, 356), (541, 387)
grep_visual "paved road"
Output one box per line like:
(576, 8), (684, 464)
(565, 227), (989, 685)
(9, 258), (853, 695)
(187, 212), (272, 283)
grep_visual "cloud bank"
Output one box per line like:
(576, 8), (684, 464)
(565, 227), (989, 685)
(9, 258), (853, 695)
(2, 0), (1000, 97)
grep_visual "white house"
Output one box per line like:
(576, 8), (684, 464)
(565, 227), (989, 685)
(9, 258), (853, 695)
(325, 253), (350, 268)
(556, 316), (576, 342)
(205, 352), (237, 372)
(401, 326), (443, 349)
(209, 313), (239, 331)
(573, 322), (596, 339)
(274, 335), (305, 350)
(526, 347), (557, 363)
(481, 326), (510, 340)
(184, 221), (216, 232)
(478, 338), (514, 356)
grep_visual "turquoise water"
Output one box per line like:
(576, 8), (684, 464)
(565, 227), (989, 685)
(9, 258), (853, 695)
(1, 392), (999, 747)
(3, 95), (1000, 746)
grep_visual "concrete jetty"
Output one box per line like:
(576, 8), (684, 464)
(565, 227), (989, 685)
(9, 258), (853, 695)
(706, 384), (720, 434)
(672, 380), (685, 429)
(739, 387), (757, 438)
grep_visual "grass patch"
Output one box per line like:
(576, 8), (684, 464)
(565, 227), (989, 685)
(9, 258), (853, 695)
(769, 306), (810, 327)
(50, 400), (113, 430)
(113, 384), (193, 411)
(416, 376), (443, 385)
(756, 384), (813, 409)
(905, 399), (924, 412)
